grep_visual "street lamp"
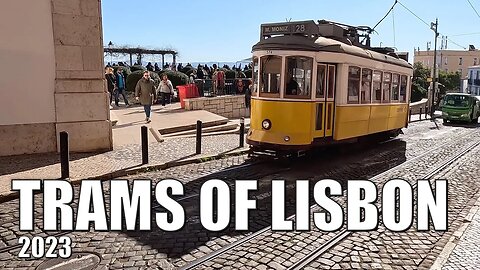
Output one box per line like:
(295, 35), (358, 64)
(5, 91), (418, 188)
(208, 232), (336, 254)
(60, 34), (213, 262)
(430, 19), (439, 118)
(108, 41), (113, 64)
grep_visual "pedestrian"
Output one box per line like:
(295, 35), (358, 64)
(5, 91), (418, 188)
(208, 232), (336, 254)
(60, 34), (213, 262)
(135, 71), (157, 123)
(115, 67), (130, 107)
(245, 79), (252, 110)
(158, 74), (174, 106)
(235, 78), (245, 94)
(146, 62), (154, 71)
(154, 63), (160, 72)
(105, 67), (116, 105)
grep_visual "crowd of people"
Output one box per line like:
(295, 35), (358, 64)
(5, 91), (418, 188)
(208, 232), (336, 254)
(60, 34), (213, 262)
(104, 61), (253, 123)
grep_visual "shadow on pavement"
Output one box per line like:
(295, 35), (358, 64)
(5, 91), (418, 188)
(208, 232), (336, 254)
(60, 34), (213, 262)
(0, 151), (104, 177)
(121, 139), (407, 261)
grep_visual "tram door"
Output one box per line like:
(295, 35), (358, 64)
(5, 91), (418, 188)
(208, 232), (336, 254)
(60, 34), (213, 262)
(313, 64), (336, 138)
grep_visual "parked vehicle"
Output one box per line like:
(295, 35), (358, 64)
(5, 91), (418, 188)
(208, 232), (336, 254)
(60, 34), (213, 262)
(440, 93), (480, 123)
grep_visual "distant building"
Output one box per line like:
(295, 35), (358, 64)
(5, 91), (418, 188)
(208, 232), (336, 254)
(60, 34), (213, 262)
(414, 47), (480, 80)
(467, 66), (480, 95)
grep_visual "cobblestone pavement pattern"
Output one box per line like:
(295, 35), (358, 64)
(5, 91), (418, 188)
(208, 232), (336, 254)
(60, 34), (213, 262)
(1, 121), (480, 269)
(441, 204), (480, 269)
(0, 134), (248, 198)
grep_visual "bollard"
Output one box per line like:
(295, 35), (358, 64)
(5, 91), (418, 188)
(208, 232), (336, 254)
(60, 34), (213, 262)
(419, 108), (422, 120)
(425, 105), (428, 118)
(60, 131), (70, 179)
(239, 118), (245, 147)
(141, 126), (148, 165)
(196, 120), (202, 154)
(409, 109), (412, 122)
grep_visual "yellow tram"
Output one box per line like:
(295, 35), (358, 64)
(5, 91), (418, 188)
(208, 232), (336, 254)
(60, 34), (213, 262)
(246, 20), (413, 152)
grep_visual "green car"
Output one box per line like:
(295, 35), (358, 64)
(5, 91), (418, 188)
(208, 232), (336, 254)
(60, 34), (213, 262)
(440, 93), (480, 123)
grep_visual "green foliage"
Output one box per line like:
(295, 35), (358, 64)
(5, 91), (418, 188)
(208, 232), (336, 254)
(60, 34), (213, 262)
(413, 62), (430, 91)
(244, 69), (252, 78)
(225, 70), (236, 79)
(126, 70), (160, 93)
(157, 70), (189, 88)
(439, 70), (461, 92)
(411, 82), (427, 102)
(181, 64), (194, 74)
(130, 65), (147, 72)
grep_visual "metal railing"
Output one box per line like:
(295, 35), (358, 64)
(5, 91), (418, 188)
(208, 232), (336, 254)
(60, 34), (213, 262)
(194, 79), (252, 97)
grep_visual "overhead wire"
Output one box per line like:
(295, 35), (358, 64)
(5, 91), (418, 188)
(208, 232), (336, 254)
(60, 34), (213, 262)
(466, 0), (480, 20)
(396, 0), (468, 50)
(392, 9), (396, 47)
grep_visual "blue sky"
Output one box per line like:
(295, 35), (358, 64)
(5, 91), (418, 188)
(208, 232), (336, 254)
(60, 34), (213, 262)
(102, 0), (480, 64)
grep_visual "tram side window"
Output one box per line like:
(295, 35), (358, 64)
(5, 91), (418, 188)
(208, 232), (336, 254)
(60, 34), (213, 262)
(347, 66), (360, 104)
(316, 64), (326, 98)
(400, 75), (407, 102)
(252, 57), (259, 94)
(361, 69), (372, 104)
(372, 71), (382, 103)
(285, 56), (313, 98)
(391, 74), (400, 102)
(383, 72), (392, 103)
(260, 56), (282, 96)
(327, 65), (335, 99)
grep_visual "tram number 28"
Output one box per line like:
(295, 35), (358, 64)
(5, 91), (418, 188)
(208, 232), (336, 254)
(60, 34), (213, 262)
(17, 236), (72, 259)
(294, 24), (306, 32)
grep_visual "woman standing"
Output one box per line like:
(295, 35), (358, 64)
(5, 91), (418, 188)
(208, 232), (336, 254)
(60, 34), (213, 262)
(158, 74), (174, 106)
(105, 67), (116, 105)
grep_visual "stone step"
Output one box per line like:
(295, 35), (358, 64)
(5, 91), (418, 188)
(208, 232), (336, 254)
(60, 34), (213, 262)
(158, 118), (229, 135)
(163, 122), (239, 137)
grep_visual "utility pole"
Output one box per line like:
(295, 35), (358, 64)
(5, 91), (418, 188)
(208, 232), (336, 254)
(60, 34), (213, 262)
(431, 18), (439, 118)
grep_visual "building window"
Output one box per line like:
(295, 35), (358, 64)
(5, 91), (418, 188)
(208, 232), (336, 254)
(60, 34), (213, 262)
(347, 66), (361, 104)
(459, 57), (463, 65)
(445, 57), (448, 65)
(477, 71), (480, 79)
(475, 58), (478, 66)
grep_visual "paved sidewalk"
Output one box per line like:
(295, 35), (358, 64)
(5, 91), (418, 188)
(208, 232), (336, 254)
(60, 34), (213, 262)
(433, 196), (480, 269)
(0, 133), (248, 202)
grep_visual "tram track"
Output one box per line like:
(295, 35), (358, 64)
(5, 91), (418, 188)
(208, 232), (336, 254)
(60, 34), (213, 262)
(177, 128), (480, 270)
(0, 125), (474, 265)
(287, 137), (480, 270)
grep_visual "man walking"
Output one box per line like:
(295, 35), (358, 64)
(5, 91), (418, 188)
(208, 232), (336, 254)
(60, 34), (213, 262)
(115, 67), (130, 107)
(135, 71), (157, 123)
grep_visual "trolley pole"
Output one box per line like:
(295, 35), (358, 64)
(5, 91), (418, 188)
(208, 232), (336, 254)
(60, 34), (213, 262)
(431, 18), (439, 119)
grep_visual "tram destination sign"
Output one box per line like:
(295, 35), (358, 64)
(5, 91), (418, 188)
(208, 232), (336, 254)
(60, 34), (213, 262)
(260, 20), (319, 38)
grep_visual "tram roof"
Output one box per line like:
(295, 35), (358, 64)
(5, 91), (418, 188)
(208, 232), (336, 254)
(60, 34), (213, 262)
(252, 35), (412, 69)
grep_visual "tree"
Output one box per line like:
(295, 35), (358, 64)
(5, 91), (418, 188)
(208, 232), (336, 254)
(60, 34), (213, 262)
(411, 62), (430, 102)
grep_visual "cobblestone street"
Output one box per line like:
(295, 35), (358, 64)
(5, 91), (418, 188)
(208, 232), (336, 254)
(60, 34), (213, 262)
(1, 120), (480, 269)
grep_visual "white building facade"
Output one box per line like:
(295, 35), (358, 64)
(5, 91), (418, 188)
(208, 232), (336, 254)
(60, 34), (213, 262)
(467, 66), (480, 95)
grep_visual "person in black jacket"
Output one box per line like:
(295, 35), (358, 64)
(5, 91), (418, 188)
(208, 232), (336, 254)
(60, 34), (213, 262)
(105, 67), (116, 104)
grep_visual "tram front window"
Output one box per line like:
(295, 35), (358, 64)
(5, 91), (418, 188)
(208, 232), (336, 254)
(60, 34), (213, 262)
(260, 56), (281, 96)
(252, 57), (259, 94)
(285, 56), (312, 98)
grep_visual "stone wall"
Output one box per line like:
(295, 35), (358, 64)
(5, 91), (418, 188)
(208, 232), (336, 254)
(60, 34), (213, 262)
(184, 95), (250, 118)
(0, 0), (112, 156)
(409, 99), (430, 114)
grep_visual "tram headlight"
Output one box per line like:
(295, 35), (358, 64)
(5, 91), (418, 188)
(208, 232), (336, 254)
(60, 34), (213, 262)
(284, 136), (290, 142)
(262, 119), (271, 130)
(461, 113), (469, 118)
(442, 111), (448, 116)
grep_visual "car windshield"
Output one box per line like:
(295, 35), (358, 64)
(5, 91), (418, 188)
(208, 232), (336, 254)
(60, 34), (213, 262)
(444, 95), (470, 108)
